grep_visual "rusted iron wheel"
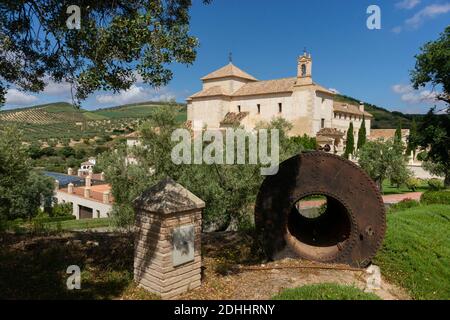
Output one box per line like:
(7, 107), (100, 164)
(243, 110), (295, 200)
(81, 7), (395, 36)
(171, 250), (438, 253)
(254, 151), (386, 267)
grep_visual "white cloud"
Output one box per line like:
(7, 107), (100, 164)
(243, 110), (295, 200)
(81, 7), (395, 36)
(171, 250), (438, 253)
(392, 3), (450, 33)
(396, 0), (421, 10)
(392, 84), (438, 104)
(5, 89), (38, 105)
(392, 84), (412, 94)
(43, 79), (72, 96)
(95, 85), (176, 105)
(405, 3), (450, 28)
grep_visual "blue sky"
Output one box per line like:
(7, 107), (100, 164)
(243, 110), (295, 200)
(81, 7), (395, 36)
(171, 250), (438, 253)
(4, 0), (450, 113)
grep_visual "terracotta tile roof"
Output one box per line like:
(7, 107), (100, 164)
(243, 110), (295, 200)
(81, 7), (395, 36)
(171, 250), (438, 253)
(59, 184), (114, 204)
(233, 77), (297, 96)
(189, 86), (231, 99)
(220, 112), (249, 126)
(333, 102), (373, 118)
(316, 128), (345, 137)
(201, 63), (258, 81)
(369, 129), (410, 140)
(312, 83), (336, 95)
(189, 77), (336, 100)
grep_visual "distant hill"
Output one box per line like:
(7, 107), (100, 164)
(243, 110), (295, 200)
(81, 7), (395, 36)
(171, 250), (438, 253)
(334, 95), (414, 129)
(0, 101), (187, 143)
(91, 101), (186, 120)
(0, 100), (187, 124)
(0, 102), (87, 124)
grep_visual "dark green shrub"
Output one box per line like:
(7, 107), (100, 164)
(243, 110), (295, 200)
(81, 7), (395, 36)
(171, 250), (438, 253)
(389, 199), (420, 212)
(417, 151), (428, 161)
(427, 178), (445, 191)
(51, 203), (73, 217)
(420, 190), (450, 205)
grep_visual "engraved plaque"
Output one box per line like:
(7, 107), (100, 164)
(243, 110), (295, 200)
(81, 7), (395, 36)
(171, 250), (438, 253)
(172, 224), (195, 267)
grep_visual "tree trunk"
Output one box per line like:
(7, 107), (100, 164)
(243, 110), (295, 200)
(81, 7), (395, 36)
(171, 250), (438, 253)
(375, 179), (383, 193)
(445, 173), (450, 188)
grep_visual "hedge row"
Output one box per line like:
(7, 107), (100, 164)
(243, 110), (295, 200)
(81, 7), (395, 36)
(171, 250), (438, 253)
(420, 190), (450, 205)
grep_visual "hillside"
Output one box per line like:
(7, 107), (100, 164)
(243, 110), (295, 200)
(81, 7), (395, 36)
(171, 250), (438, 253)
(0, 101), (187, 143)
(91, 101), (187, 121)
(334, 95), (413, 129)
(0, 100), (187, 124)
(0, 102), (87, 124)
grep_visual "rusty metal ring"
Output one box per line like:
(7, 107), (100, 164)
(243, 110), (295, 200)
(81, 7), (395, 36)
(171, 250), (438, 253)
(254, 151), (386, 267)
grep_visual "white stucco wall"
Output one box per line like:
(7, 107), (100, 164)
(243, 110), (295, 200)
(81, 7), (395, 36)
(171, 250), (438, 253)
(188, 83), (371, 141)
(55, 191), (112, 219)
(188, 97), (230, 129)
(331, 113), (371, 145)
(407, 164), (442, 180)
(231, 93), (294, 122)
(310, 93), (334, 135)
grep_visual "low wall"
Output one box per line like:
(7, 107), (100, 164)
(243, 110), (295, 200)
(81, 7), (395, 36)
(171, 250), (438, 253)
(407, 164), (441, 180)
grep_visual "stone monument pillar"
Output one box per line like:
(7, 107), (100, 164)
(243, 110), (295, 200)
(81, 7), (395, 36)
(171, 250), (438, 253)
(133, 178), (204, 299)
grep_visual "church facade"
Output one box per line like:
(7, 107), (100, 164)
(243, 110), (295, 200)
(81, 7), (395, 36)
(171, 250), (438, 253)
(187, 53), (372, 152)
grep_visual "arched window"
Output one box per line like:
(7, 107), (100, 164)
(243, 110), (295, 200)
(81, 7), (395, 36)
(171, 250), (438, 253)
(301, 64), (307, 77)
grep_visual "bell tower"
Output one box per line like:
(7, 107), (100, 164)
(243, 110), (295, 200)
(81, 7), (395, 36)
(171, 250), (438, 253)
(296, 51), (313, 86)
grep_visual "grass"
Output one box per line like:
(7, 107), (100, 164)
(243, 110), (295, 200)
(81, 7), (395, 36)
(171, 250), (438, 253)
(374, 204), (450, 300)
(381, 180), (429, 195)
(1, 204), (448, 300)
(44, 217), (113, 231)
(2, 217), (113, 233)
(271, 283), (380, 300)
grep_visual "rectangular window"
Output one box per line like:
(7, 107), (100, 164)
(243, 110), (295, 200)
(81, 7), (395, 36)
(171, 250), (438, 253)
(321, 118), (325, 128)
(257, 104), (261, 114)
(237, 105), (241, 113)
(278, 103), (282, 113)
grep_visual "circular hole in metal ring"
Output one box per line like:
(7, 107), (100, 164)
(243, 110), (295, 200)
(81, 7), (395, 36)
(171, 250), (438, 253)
(285, 194), (352, 260)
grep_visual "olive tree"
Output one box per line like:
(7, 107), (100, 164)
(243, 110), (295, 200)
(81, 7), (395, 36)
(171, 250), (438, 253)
(357, 139), (411, 192)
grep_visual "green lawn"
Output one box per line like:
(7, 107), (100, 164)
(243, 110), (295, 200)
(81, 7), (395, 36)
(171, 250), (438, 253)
(374, 204), (450, 300)
(44, 218), (113, 231)
(382, 180), (429, 195)
(2, 217), (113, 233)
(272, 283), (380, 300)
